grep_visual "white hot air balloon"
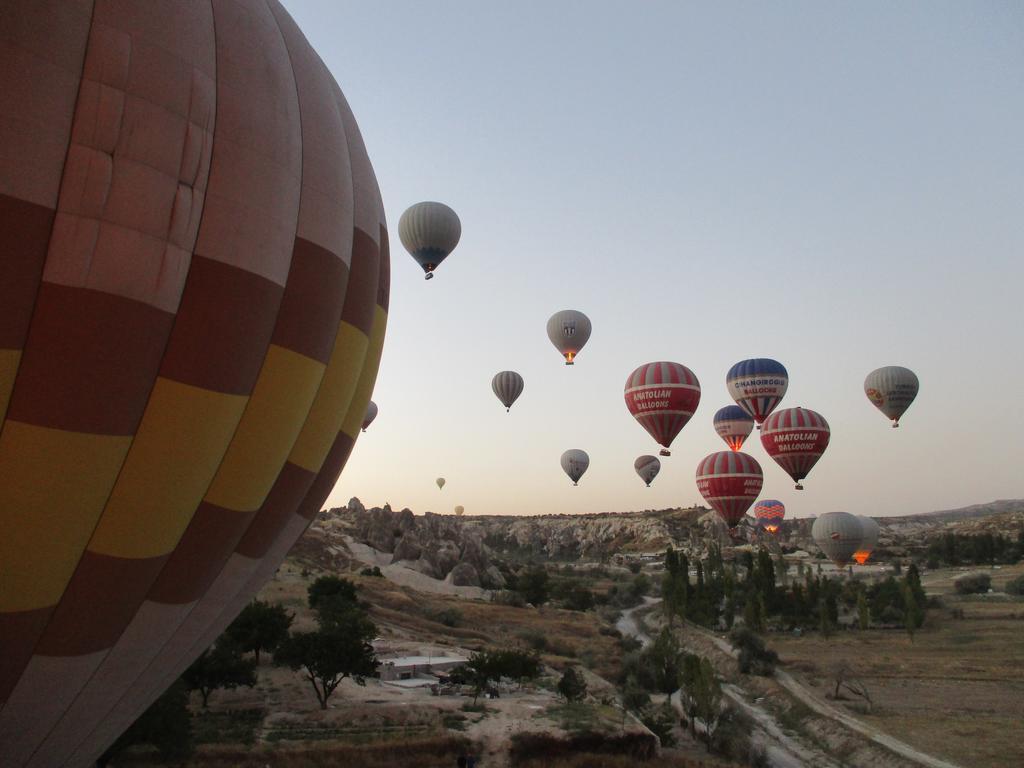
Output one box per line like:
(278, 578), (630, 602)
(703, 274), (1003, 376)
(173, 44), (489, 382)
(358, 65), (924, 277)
(546, 310), (591, 365)
(454, 505), (465, 517)
(864, 366), (919, 427)
(634, 455), (661, 487)
(436, 477), (446, 490)
(560, 449), (590, 485)
(811, 512), (864, 568)
(362, 401), (378, 432)
(491, 371), (525, 412)
(853, 516), (880, 564)
(399, 201), (461, 279)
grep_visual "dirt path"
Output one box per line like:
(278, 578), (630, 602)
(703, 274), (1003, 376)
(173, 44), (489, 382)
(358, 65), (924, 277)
(615, 596), (658, 647)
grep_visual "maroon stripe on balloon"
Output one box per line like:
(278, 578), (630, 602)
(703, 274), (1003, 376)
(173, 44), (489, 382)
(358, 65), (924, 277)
(6, 283), (174, 434)
(377, 224), (391, 312)
(297, 430), (355, 521)
(158, 255), (283, 394)
(339, 228), (378, 336)
(270, 238), (348, 364)
(0, 195), (54, 351)
(235, 461), (316, 559)
(0, 608), (52, 705)
(33, 551), (170, 657)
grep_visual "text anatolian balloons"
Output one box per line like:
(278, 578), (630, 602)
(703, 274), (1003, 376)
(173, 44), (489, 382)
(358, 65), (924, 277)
(491, 371), (525, 412)
(546, 310), (592, 365)
(454, 505), (465, 517)
(713, 405), (754, 451)
(695, 451), (764, 529)
(760, 407), (830, 490)
(0, 3), (389, 765)
(624, 362), (701, 456)
(812, 512), (864, 568)
(362, 401), (378, 432)
(754, 500), (785, 534)
(864, 366), (919, 427)
(853, 516), (880, 564)
(727, 359), (789, 427)
(398, 201), (461, 280)
(634, 455), (661, 487)
(561, 449), (590, 486)
(436, 478), (446, 490)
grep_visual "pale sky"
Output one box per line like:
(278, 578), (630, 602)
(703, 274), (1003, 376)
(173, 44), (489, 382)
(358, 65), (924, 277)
(284, 1), (1024, 519)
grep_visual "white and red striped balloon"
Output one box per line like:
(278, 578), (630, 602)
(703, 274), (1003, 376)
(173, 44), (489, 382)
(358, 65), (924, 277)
(624, 362), (701, 456)
(695, 451), (763, 528)
(760, 407), (830, 490)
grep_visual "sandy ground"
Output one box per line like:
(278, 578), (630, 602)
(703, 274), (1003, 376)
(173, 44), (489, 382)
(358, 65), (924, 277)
(345, 535), (491, 599)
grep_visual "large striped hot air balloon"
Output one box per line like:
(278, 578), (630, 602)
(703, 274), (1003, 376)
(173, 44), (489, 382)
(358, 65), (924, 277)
(624, 362), (701, 456)
(634, 455), (661, 487)
(491, 370), (525, 412)
(561, 449), (590, 485)
(0, 4), (388, 766)
(726, 359), (788, 427)
(853, 516), (880, 564)
(760, 407), (830, 490)
(754, 500), (786, 534)
(713, 405), (754, 451)
(812, 512), (863, 568)
(546, 310), (591, 365)
(695, 452), (764, 529)
(398, 201), (461, 279)
(864, 366), (919, 427)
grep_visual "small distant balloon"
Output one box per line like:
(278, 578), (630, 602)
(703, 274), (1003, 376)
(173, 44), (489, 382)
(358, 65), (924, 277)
(398, 201), (461, 280)
(754, 500), (785, 534)
(454, 505), (465, 517)
(561, 449), (590, 486)
(864, 366), (919, 427)
(491, 371), (525, 412)
(436, 477), (446, 490)
(695, 451), (763, 529)
(634, 455), (661, 487)
(760, 407), (830, 490)
(546, 310), (591, 365)
(362, 401), (378, 432)
(727, 359), (788, 426)
(812, 512), (863, 568)
(853, 516), (879, 564)
(624, 362), (701, 456)
(713, 405), (754, 451)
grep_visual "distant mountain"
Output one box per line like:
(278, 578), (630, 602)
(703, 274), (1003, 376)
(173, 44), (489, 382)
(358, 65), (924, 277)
(918, 499), (1024, 522)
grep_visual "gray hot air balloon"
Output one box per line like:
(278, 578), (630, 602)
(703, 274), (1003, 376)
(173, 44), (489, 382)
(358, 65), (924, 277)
(634, 455), (661, 487)
(362, 400), (378, 432)
(560, 449), (590, 485)
(436, 477), (446, 490)
(853, 516), (880, 564)
(546, 310), (592, 365)
(864, 366), (919, 427)
(454, 505), (465, 517)
(492, 371), (525, 412)
(398, 201), (461, 279)
(811, 511), (864, 568)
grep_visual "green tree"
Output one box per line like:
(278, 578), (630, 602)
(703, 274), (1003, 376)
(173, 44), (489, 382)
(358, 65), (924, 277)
(819, 597), (834, 638)
(743, 594), (764, 633)
(645, 628), (684, 694)
(307, 575), (360, 618)
(182, 641), (257, 707)
(225, 599), (293, 664)
(691, 658), (723, 752)
(557, 666), (588, 703)
(857, 591), (870, 630)
(901, 582), (923, 642)
(99, 681), (193, 765)
(517, 566), (550, 606)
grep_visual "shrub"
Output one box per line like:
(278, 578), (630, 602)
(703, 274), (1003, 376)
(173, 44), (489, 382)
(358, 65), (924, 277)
(1004, 574), (1024, 596)
(433, 608), (463, 627)
(953, 572), (992, 595)
(729, 626), (777, 676)
(518, 630), (548, 652)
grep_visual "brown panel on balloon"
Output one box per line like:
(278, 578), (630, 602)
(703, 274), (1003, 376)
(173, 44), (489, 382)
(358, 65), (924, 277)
(377, 224), (391, 313)
(0, 195), (55, 350)
(158, 255), (284, 395)
(34, 551), (170, 657)
(235, 461), (316, 559)
(271, 238), (348, 365)
(147, 501), (260, 605)
(339, 228), (379, 337)
(6, 283), (175, 435)
(297, 431), (355, 521)
(0, 607), (52, 705)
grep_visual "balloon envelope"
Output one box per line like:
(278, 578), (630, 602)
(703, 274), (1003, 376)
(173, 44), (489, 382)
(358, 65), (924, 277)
(754, 500), (786, 534)
(853, 516), (880, 564)
(624, 362), (701, 455)
(546, 310), (591, 365)
(812, 512), (864, 568)
(398, 201), (461, 279)
(454, 505), (465, 517)
(491, 370), (525, 412)
(726, 359), (788, 425)
(634, 455), (661, 487)
(760, 407), (830, 489)
(362, 401), (378, 432)
(561, 449), (590, 485)
(713, 405), (754, 451)
(0, 3), (388, 765)
(695, 451), (764, 528)
(436, 477), (446, 490)
(865, 366), (919, 427)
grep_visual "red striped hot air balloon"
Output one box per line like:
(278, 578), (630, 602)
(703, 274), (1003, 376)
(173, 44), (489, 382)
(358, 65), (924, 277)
(761, 408), (830, 490)
(754, 500), (786, 534)
(624, 362), (701, 456)
(0, 3), (388, 765)
(696, 452), (764, 529)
